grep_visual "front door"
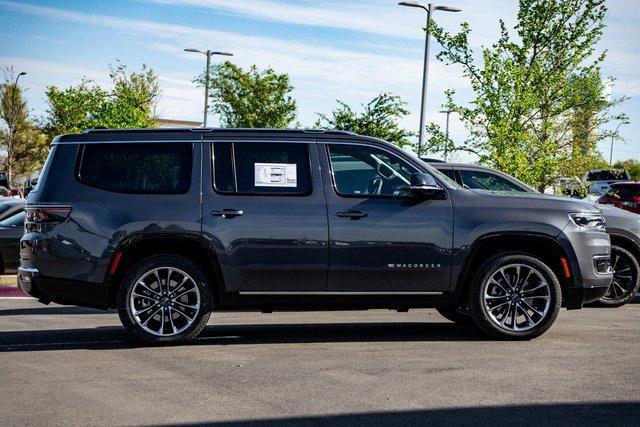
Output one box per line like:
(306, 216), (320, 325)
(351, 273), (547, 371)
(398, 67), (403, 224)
(202, 140), (328, 292)
(320, 142), (453, 293)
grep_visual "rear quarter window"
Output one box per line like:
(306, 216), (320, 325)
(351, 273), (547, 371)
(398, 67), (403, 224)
(77, 143), (192, 194)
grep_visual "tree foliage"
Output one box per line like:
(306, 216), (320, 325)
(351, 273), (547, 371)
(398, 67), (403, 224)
(196, 61), (297, 128)
(43, 62), (160, 138)
(613, 159), (640, 181)
(316, 93), (414, 147)
(0, 68), (48, 186)
(424, 0), (626, 191)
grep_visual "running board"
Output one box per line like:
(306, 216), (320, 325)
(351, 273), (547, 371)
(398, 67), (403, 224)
(238, 291), (443, 296)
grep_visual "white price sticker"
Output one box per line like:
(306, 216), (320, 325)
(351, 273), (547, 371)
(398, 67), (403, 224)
(254, 163), (297, 187)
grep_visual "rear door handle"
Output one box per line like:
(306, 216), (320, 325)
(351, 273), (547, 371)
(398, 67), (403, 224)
(211, 209), (244, 218)
(336, 210), (367, 220)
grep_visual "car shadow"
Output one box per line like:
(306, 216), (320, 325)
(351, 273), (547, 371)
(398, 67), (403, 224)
(0, 321), (490, 352)
(0, 306), (116, 316)
(172, 402), (639, 426)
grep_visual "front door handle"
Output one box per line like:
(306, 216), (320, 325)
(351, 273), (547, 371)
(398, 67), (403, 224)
(336, 210), (367, 220)
(211, 209), (244, 219)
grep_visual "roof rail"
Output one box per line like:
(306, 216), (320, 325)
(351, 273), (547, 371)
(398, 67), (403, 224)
(83, 127), (359, 136)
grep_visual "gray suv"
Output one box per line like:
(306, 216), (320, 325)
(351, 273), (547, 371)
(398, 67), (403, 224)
(426, 160), (640, 308)
(18, 129), (612, 344)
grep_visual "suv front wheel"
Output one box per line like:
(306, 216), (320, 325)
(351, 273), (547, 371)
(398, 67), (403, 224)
(596, 245), (640, 307)
(117, 255), (212, 345)
(469, 252), (561, 340)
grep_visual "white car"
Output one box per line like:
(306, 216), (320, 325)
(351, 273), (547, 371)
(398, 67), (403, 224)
(583, 169), (631, 196)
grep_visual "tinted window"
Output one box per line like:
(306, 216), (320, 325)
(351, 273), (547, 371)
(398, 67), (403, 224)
(587, 170), (629, 181)
(0, 211), (24, 227)
(436, 168), (456, 180)
(213, 142), (311, 195)
(78, 143), (192, 194)
(328, 144), (417, 196)
(605, 185), (640, 198)
(459, 169), (526, 192)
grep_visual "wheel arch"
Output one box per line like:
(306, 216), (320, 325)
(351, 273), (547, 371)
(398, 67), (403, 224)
(455, 233), (574, 301)
(106, 234), (226, 309)
(609, 233), (640, 263)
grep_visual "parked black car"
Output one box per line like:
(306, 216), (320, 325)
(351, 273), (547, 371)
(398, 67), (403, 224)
(0, 210), (24, 274)
(0, 198), (24, 221)
(19, 129), (612, 344)
(424, 160), (640, 308)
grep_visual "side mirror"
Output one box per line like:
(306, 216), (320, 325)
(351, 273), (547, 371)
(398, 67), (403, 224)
(408, 173), (444, 198)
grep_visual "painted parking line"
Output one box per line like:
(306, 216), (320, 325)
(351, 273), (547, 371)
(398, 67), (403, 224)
(0, 286), (30, 299)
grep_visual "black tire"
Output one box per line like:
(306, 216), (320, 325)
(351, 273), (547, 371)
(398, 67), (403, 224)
(469, 252), (562, 340)
(436, 304), (475, 326)
(117, 255), (212, 345)
(596, 245), (640, 307)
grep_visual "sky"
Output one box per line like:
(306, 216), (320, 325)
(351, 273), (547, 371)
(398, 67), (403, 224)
(0, 0), (638, 163)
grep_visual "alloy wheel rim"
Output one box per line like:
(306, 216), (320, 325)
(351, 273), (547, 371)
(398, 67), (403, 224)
(129, 267), (201, 337)
(482, 263), (551, 332)
(603, 252), (636, 302)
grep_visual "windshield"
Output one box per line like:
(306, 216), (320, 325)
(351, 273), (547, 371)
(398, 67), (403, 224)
(415, 159), (463, 189)
(0, 211), (24, 228)
(604, 184), (640, 198)
(587, 170), (628, 181)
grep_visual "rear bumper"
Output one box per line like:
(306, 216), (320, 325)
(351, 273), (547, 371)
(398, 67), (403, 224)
(18, 267), (110, 309)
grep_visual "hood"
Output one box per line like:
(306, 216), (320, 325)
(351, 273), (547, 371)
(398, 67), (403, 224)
(469, 189), (600, 213)
(596, 203), (640, 236)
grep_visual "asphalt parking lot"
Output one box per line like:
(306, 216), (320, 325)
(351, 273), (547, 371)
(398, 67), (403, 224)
(1, 298), (639, 426)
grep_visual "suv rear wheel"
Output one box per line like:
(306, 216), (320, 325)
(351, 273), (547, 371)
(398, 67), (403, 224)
(117, 255), (212, 345)
(469, 252), (561, 340)
(596, 245), (639, 307)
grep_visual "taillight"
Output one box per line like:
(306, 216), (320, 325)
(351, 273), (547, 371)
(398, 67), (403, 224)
(25, 205), (72, 232)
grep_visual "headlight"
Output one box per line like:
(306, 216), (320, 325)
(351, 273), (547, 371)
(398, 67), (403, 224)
(569, 213), (606, 231)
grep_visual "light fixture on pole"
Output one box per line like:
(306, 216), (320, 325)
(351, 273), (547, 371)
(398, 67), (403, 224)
(184, 49), (233, 127)
(609, 120), (630, 166)
(399, 2), (461, 155)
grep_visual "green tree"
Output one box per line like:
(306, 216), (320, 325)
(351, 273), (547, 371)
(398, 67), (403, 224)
(424, 0), (625, 191)
(196, 62), (297, 128)
(0, 68), (48, 187)
(316, 93), (414, 147)
(613, 159), (640, 181)
(43, 62), (160, 138)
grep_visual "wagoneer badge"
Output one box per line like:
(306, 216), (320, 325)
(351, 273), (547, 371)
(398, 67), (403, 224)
(387, 263), (442, 269)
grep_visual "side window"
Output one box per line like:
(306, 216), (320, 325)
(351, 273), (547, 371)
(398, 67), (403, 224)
(459, 169), (525, 192)
(77, 143), (192, 194)
(328, 144), (417, 197)
(213, 142), (311, 195)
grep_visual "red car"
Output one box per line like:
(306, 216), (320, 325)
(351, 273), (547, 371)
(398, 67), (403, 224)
(597, 182), (640, 214)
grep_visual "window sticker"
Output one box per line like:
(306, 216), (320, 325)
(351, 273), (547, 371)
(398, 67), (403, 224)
(254, 163), (297, 187)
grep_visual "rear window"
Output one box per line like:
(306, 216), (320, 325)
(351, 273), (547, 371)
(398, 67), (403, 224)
(213, 142), (311, 195)
(77, 143), (192, 194)
(586, 170), (628, 181)
(605, 185), (640, 198)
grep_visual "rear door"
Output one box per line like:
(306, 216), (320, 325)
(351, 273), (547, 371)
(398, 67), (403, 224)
(202, 139), (328, 292)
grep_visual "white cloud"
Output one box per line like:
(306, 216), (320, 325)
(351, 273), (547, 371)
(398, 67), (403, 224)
(0, 0), (472, 125)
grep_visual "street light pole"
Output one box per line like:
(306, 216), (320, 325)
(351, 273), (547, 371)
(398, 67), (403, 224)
(439, 109), (453, 161)
(184, 49), (233, 127)
(399, 2), (461, 156)
(609, 120), (629, 166)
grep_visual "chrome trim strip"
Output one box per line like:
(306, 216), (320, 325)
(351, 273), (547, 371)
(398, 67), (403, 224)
(238, 291), (443, 296)
(18, 267), (40, 277)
